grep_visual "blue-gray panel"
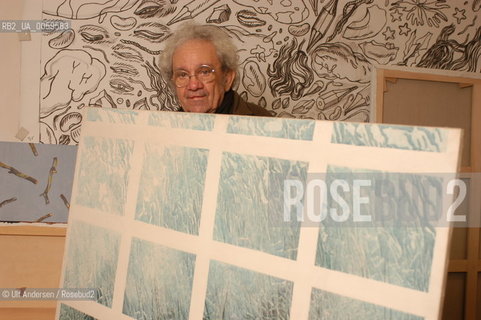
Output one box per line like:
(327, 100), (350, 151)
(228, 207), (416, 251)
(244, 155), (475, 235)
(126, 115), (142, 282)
(309, 288), (423, 320)
(228, 116), (315, 140)
(123, 238), (196, 320)
(0, 141), (77, 222)
(332, 122), (447, 152)
(205, 260), (293, 319)
(136, 144), (209, 235)
(75, 136), (133, 215)
(214, 152), (308, 260)
(63, 221), (120, 308)
(148, 112), (215, 131)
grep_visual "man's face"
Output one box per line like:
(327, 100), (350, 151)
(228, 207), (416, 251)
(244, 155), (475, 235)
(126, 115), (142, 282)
(171, 39), (235, 113)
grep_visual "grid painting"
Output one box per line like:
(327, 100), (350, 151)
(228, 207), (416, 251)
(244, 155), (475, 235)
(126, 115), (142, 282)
(58, 108), (461, 320)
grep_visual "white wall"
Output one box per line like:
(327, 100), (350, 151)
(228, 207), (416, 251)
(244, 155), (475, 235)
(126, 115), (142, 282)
(0, 0), (23, 142)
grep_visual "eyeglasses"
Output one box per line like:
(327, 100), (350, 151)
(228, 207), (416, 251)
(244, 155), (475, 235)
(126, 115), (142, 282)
(173, 65), (216, 88)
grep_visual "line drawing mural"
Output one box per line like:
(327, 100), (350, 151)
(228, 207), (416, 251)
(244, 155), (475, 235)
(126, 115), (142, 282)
(38, 0), (481, 144)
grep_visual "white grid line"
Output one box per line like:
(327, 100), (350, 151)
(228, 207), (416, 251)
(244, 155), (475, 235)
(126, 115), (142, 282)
(188, 115), (227, 320)
(110, 137), (145, 314)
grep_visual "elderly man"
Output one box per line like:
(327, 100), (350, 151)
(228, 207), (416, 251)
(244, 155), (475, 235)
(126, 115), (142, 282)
(160, 22), (271, 116)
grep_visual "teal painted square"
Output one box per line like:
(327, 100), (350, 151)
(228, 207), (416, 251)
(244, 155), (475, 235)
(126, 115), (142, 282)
(309, 288), (422, 319)
(148, 112), (214, 131)
(123, 238), (196, 320)
(332, 122), (447, 152)
(136, 144), (209, 235)
(75, 136), (133, 215)
(87, 107), (138, 124)
(227, 116), (315, 140)
(214, 152), (308, 260)
(205, 260), (293, 319)
(59, 304), (97, 320)
(315, 166), (437, 292)
(63, 221), (120, 308)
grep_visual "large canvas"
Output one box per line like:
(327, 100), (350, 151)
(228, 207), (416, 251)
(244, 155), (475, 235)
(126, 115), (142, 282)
(57, 107), (462, 320)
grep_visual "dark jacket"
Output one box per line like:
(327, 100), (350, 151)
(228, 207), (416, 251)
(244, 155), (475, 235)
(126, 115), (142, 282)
(231, 91), (272, 117)
(215, 90), (272, 117)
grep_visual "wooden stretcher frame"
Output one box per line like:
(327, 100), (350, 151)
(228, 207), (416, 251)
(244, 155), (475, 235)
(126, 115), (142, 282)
(372, 66), (481, 320)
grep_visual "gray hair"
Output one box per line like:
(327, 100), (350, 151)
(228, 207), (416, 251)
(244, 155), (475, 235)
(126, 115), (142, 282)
(159, 22), (239, 82)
